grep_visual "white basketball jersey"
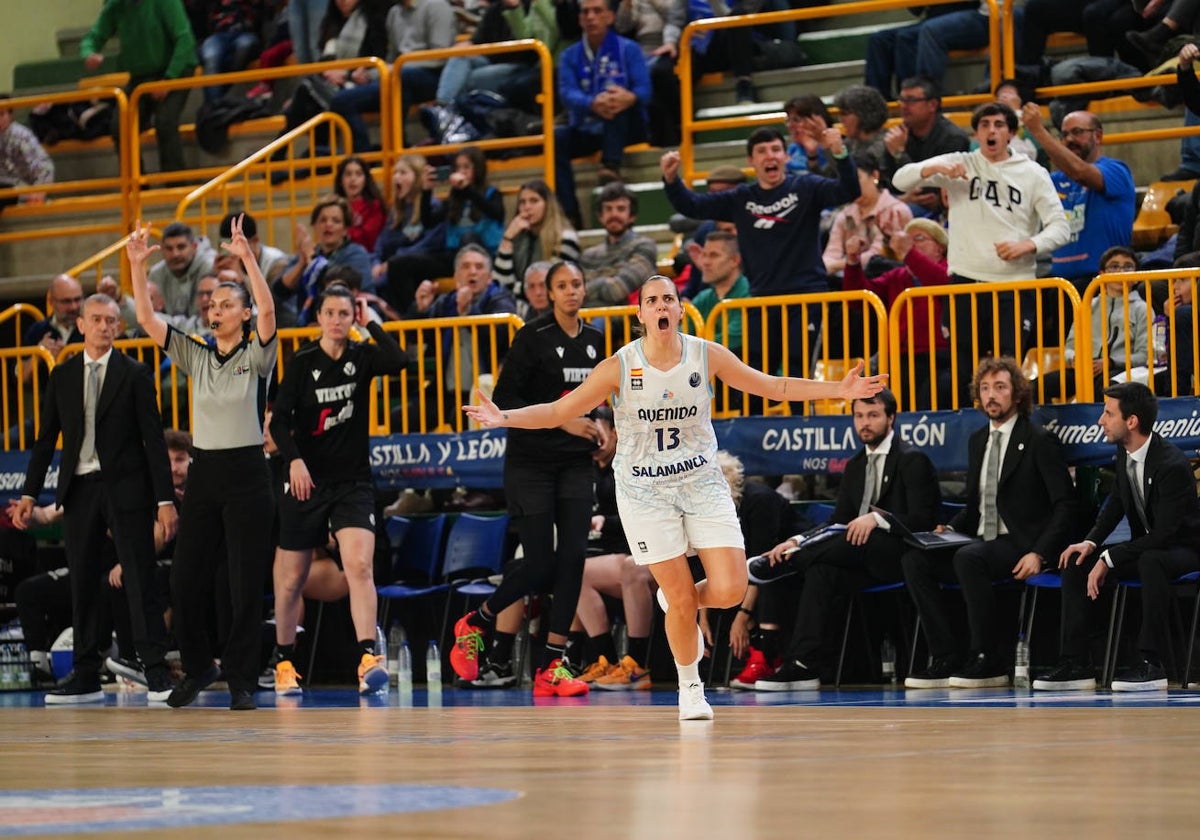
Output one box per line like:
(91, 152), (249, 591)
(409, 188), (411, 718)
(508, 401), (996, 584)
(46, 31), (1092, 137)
(613, 334), (718, 494)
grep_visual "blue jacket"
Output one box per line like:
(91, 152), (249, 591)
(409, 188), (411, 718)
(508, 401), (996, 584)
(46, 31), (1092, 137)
(558, 30), (651, 134)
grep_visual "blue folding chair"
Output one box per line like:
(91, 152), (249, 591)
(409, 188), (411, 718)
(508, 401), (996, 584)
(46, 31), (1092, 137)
(1105, 570), (1200, 687)
(377, 514), (449, 632)
(438, 513), (512, 648)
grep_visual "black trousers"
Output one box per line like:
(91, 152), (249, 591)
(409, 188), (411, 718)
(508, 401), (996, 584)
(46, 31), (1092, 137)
(61, 474), (169, 678)
(901, 535), (1022, 659)
(1061, 546), (1200, 663)
(172, 447), (273, 692)
(490, 456), (593, 639)
(949, 276), (1029, 406)
(784, 531), (906, 667)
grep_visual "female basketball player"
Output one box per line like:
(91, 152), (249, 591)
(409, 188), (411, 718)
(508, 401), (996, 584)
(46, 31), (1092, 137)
(463, 275), (886, 720)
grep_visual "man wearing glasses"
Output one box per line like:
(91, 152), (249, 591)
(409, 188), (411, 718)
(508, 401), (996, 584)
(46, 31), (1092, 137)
(1020, 106), (1136, 297)
(880, 76), (969, 211)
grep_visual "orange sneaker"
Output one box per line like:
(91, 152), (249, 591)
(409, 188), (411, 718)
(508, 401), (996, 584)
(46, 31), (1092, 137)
(594, 655), (651, 691)
(576, 656), (612, 684)
(533, 658), (590, 697)
(450, 613), (485, 681)
(357, 653), (388, 695)
(274, 659), (302, 696)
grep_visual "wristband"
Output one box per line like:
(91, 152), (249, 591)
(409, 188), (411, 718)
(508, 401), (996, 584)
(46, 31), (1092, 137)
(831, 147), (848, 160)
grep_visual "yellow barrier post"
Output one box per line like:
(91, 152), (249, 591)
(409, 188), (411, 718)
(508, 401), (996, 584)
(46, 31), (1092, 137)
(0, 346), (56, 452)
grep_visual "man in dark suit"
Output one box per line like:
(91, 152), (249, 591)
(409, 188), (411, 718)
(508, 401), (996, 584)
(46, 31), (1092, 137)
(902, 357), (1076, 689)
(752, 389), (941, 690)
(1038, 383), (1200, 692)
(13, 293), (178, 704)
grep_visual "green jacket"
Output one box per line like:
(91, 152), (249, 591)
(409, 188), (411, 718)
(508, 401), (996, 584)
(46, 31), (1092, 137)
(692, 274), (750, 351)
(80, 0), (197, 81)
(504, 0), (562, 60)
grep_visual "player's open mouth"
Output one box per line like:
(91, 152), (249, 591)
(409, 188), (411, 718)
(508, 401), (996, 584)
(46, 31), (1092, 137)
(658, 316), (669, 330)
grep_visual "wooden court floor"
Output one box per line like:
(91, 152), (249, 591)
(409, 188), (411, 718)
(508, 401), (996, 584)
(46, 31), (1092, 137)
(1, 690), (1198, 839)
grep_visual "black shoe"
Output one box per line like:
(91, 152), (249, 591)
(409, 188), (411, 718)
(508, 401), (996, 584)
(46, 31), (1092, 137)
(469, 660), (517, 688)
(45, 672), (105, 705)
(905, 655), (959, 689)
(166, 663), (221, 708)
(1161, 167), (1200, 182)
(229, 689), (257, 711)
(735, 78), (756, 105)
(146, 665), (176, 702)
(949, 652), (1009, 688)
(1126, 24), (1171, 63)
(747, 553), (800, 585)
(1032, 658), (1096, 691)
(1111, 659), (1168, 692)
(105, 656), (147, 686)
(753, 659), (820, 691)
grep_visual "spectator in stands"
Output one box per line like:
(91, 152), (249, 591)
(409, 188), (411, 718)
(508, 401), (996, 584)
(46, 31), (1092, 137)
(430, 0), (561, 112)
(1041, 383), (1200, 691)
(661, 126), (859, 403)
(197, 0), (267, 103)
(691, 230), (749, 352)
(274, 0), (391, 158)
(81, 0), (197, 174)
(18, 275), (84, 385)
(784, 95), (838, 178)
(107, 222), (216, 329)
(893, 101), (1071, 404)
(1081, 0), (1155, 68)
(753, 388), (940, 690)
(1020, 106), (1135, 294)
(278, 194), (374, 327)
(842, 218), (952, 410)
(409, 244), (518, 409)
(1165, 42), (1200, 186)
(494, 179), (581, 295)
(832, 84), (890, 162)
(435, 146), (506, 256)
(988, 80), (1043, 164)
(335, 155), (386, 252)
(555, 0), (651, 227)
(902, 357), (1076, 689)
(289, 0), (332, 66)
(823, 150), (913, 276)
(864, 2), (978, 99)
(1156, 253), (1199, 395)
(675, 164), (744, 300)
(1125, 0), (1200, 66)
(0, 96), (54, 208)
(218, 211), (289, 285)
(578, 182), (659, 306)
(1040, 247), (1147, 401)
(515, 260), (554, 321)
(372, 154), (448, 311)
(332, 0), (455, 151)
(880, 76), (971, 211)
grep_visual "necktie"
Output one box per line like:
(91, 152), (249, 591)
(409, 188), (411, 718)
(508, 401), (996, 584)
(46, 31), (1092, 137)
(859, 452), (881, 516)
(80, 361), (100, 464)
(1127, 457), (1150, 532)
(982, 430), (1002, 540)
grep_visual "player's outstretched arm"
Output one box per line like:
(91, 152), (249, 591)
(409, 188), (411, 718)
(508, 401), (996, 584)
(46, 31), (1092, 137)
(707, 341), (886, 403)
(465, 356), (621, 429)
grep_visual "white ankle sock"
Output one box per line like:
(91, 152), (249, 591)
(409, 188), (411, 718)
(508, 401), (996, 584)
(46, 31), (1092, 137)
(677, 660), (700, 685)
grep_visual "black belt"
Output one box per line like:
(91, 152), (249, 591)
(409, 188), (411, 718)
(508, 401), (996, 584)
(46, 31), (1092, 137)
(74, 471), (104, 482)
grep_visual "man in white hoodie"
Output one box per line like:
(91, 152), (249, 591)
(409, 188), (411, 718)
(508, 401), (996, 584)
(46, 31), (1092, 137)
(893, 100), (1070, 405)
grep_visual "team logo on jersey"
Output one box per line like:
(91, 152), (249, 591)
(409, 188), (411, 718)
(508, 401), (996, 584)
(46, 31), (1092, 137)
(637, 541), (648, 552)
(688, 372), (701, 388)
(661, 389), (674, 399)
(586, 345), (596, 359)
(311, 369), (321, 381)
(232, 365), (250, 376)
(555, 346), (565, 358)
(630, 366), (643, 390)
(343, 361), (356, 376)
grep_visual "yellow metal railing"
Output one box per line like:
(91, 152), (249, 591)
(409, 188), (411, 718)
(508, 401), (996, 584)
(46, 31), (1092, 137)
(1077, 269), (1200, 401)
(391, 39), (556, 187)
(579, 301), (705, 358)
(0, 345), (55, 451)
(678, 0), (1001, 185)
(1, 303), (48, 346)
(174, 112), (353, 256)
(67, 225), (164, 297)
(59, 337), (191, 430)
(704, 291), (889, 416)
(890, 278), (1081, 411)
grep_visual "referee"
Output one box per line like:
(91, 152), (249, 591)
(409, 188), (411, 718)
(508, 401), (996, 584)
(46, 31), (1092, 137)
(128, 216), (277, 711)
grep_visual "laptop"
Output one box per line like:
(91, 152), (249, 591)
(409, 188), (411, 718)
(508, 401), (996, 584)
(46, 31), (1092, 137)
(870, 506), (979, 550)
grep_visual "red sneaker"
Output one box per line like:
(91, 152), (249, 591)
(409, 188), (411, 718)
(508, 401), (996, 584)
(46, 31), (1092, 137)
(533, 658), (590, 697)
(730, 647), (774, 690)
(450, 613), (485, 681)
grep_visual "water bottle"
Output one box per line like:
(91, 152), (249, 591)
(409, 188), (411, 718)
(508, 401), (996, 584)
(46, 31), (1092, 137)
(386, 624), (405, 685)
(397, 640), (413, 694)
(880, 635), (897, 686)
(1014, 634), (1031, 689)
(426, 640), (442, 689)
(1153, 315), (1168, 366)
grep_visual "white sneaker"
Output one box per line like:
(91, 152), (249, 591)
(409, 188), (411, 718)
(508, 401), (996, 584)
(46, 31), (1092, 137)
(678, 680), (713, 721)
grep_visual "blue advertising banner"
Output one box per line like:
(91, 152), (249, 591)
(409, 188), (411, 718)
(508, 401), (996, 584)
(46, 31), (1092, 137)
(3, 398), (1198, 497)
